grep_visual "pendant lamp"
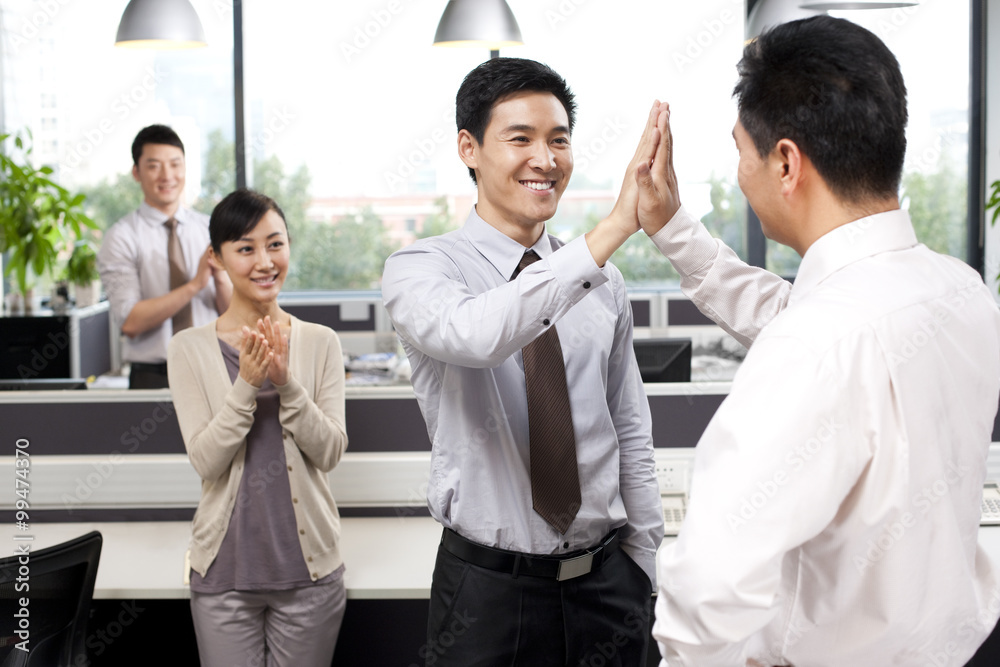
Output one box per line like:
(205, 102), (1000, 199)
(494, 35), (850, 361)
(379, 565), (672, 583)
(115, 0), (207, 49)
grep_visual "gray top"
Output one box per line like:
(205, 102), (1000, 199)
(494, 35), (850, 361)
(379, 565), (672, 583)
(190, 337), (338, 592)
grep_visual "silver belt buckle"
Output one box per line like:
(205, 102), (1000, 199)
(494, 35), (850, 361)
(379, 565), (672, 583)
(556, 551), (594, 581)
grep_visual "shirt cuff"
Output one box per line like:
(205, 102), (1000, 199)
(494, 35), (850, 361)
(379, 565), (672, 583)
(546, 234), (608, 303)
(648, 205), (720, 276)
(621, 541), (656, 588)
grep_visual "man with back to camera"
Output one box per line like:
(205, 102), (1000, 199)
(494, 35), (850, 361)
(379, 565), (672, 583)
(382, 58), (665, 665)
(98, 124), (231, 389)
(631, 16), (1000, 666)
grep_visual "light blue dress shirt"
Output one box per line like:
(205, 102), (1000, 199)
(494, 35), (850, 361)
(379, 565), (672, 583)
(382, 207), (663, 582)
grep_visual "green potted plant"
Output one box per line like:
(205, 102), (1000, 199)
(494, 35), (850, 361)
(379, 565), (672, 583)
(0, 130), (96, 311)
(989, 179), (1000, 296)
(64, 239), (101, 308)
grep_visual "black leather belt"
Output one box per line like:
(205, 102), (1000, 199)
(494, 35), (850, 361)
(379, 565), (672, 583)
(130, 362), (168, 375)
(441, 528), (620, 581)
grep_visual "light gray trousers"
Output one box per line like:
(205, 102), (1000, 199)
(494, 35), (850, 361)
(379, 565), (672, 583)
(190, 577), (346, 667)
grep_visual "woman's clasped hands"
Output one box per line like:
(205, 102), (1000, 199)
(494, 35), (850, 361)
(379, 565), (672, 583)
(237, 315), (289, 388)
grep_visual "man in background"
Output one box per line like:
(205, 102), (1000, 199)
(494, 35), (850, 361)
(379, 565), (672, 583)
(635, 16), (1000, 666)
(98, 124), (231, 389)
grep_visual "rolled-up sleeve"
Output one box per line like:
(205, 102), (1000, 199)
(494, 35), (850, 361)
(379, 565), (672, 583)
(97, 222), (142, 327)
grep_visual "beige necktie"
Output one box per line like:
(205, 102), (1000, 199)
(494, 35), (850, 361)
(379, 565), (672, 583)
(513, 250), (581, 534)
(165, 218), (193, 332)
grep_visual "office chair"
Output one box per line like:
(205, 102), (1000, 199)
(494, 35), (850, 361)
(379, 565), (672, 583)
(0, 531), (102, 667)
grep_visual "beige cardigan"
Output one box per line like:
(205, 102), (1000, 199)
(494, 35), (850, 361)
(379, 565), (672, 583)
(167, 315), (349, 581)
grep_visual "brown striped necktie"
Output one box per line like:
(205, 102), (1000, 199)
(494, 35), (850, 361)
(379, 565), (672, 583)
(165, 218), (193, 333)
(513, 250), (580, 534)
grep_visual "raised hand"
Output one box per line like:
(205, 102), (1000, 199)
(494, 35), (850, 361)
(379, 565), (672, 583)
(636, 102), (681, 236)
(606, 101), (666, 236)
(238, 325), (272, 388)
(257, 315), (289, 386)
(192, 246), (215, 290)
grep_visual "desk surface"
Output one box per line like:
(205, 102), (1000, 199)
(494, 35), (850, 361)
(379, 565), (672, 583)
(9, 520), (1000, 601)
(7, 517), (441, 600)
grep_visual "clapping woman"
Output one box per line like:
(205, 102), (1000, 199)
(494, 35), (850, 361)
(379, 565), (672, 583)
(168, 188), (348, 666)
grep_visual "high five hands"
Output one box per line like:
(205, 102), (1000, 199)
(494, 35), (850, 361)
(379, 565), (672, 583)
(237, 315), (290, 388)
(635, 101), (682, 237)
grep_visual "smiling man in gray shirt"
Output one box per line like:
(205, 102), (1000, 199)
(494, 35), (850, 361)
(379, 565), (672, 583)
(383, 57), (664, 666)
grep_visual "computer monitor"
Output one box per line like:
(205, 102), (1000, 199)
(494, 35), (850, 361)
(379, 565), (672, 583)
(633, 338), (692, 383)
(0, 378), (88, 391)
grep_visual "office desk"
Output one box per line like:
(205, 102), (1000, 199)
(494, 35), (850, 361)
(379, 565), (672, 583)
(4, 517), (441, 600)
(10, 519), (1000, 601)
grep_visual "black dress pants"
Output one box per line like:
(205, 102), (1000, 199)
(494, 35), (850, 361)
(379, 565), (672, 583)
(423, 541), (653, 667)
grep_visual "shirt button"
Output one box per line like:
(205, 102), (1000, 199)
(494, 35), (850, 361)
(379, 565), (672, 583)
(308, 556), (314, 562)
(582, 281), (591, 289)
(299, 529), (305, 535)
(563, 542), (569, 549)
(312, 572), (318, 579)
(293, 498), (298, 504)
(543, 319), (550, 326)
(287, 465), (293, 472)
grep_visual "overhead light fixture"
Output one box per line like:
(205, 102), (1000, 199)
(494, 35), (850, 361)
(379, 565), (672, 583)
(800, 1), (917, 8)
(115, 0), (207, 50)
(747, 0), (826, 39)
(433, 0), (523, 58)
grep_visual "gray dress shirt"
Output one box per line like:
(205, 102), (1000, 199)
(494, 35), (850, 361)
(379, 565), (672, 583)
(382, 207), (663, 583)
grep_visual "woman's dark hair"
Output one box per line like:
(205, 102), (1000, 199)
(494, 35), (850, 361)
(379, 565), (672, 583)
(209, 188), (288, 254)
(456, 57), (576, 184)
(734, 15), (908, 203)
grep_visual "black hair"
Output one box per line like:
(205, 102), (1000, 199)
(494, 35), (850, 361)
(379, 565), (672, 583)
(131, 124), (185, 165)
(456, 57), (577, 184)
(209, 188), (289, 255)
(733, 15), (908, 203)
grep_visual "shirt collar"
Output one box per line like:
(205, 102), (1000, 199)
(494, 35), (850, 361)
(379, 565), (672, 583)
(462, 206), (554, 281)
(790, 208), (919, 304)
(138, 201), (191, 227)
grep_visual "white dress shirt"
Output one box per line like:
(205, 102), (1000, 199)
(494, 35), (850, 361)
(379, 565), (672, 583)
(382, 207), (663, 582)
(650, 206), (1000, 666)
(98, 202), (219, 363)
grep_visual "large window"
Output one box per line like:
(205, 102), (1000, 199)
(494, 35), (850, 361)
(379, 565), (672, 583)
(1, 1), (977, 293)
(762, 2), (972, 276)
(240, 0), (747, 290)
(0, 0), (233, 292)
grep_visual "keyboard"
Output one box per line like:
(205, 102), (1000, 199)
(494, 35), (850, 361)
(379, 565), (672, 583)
(983, 483), (1000, 525)
(661, 493), (687, 536)
(661, 483), (1000, 537)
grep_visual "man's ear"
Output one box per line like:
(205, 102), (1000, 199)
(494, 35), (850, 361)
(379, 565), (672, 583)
(132, 164), (140, 183)
(774, 138), (804, 197)
(458, 129), (479, 173)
